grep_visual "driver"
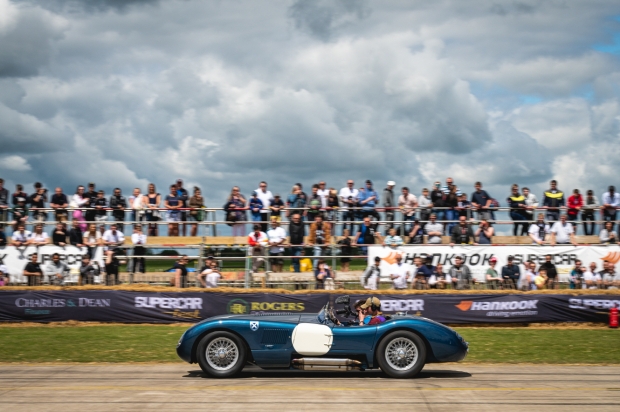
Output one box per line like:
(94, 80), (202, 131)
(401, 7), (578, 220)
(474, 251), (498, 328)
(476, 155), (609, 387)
(357, 297), (386, 326)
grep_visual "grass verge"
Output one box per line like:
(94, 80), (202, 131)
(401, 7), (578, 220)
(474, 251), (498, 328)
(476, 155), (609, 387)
(0, 325), (618, 364)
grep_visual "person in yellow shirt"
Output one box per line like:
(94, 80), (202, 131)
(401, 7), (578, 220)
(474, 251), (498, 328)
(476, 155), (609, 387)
(534, 269), (548, 290)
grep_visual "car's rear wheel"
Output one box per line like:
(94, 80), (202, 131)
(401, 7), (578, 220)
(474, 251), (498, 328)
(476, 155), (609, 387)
(196, 331), (246, 378)
(376, 331), (426, 378)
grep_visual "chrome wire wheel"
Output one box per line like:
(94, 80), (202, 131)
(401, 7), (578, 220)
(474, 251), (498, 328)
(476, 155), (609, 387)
(206, 337), (239, 371)
(385, 337), (418, 371)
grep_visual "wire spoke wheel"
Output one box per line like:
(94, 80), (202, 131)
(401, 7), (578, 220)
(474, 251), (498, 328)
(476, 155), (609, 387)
(206, 337), (239, 371)
(385, 337), (418, 371)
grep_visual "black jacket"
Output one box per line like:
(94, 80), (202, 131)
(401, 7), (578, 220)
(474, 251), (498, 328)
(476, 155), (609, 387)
(289, 221), (305, 245)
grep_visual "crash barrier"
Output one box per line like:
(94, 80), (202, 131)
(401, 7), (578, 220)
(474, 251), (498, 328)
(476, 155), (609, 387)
(1, 290), (618, 324)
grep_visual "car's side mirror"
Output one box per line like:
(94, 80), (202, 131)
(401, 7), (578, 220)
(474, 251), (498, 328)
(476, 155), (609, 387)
(335, 295), (350, 305)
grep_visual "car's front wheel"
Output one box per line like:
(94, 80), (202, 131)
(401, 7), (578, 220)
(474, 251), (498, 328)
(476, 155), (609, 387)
(376, 331), (426, 378)
(196, 331), (246, 378)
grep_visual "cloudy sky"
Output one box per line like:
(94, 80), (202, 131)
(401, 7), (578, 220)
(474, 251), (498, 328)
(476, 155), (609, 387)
(1, 0), (619, 207)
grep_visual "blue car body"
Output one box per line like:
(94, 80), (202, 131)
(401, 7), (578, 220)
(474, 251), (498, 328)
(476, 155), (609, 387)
(177, 308), (468, 372)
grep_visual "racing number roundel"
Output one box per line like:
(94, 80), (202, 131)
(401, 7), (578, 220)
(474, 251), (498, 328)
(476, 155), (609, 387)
(291, 323), (333, 356)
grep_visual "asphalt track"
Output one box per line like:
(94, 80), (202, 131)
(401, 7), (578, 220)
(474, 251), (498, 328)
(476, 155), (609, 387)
(0, 364), (619, 411)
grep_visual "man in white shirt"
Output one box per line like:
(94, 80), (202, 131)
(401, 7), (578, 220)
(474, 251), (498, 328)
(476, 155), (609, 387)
(398, 187), (418, 232)
(601, 185), (620, 228)
(255, 181), (274, 232)
(339, 180), (359, 235)
(131, 224), (147, 273)
(528, 213), (551, 245)
(362, 257), (381, 290)
(522, 187), (539, 220)
(424, 213), (444, 244)
(389, 254), (410, 290)
(267, 220), (287, 273)
(550, 214), (577, 245)
(316, 181), (329, 208)
(11, 224), (31, 247)
(129, 188), (145, 223)
(102, 224), (125, 284)
(519, 261), (536, 290)
(583, 262), (602, 289)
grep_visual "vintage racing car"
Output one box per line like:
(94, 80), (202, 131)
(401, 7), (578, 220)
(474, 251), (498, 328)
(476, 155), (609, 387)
(176, 295), (468, 378)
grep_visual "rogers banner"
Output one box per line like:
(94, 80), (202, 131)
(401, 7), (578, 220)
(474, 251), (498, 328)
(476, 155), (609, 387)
(367, 245), (620, 283)
(0, 291), (618, 324)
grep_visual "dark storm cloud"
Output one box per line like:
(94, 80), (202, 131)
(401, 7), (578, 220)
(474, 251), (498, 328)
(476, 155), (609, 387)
(289, 0), (370, 41)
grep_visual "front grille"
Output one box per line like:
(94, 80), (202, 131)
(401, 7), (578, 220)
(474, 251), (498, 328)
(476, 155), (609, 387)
(261, 329), (289, 344)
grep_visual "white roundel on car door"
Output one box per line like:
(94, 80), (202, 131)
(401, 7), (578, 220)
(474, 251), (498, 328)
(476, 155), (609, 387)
(291, 323), (333, 356)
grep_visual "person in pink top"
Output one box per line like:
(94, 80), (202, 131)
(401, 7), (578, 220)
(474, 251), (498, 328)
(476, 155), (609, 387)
(567, 189), (583, 232)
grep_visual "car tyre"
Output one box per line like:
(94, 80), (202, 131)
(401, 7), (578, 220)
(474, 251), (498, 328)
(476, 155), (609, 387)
(376, 331), (426, 379)
(196, 331), (247, 378)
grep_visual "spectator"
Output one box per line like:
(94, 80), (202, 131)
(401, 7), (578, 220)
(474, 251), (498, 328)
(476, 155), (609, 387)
(0, 226), (6, 247)
(470, 181), (492, 220)
(109, 188), (127, 231)
(164, 184), (181, 236)
(70, 185), (89, 232)
(542, 179), (565, 222)
(314, 259), (334, 290)
(600, 221), (617, 244)
(602, 263), (618, 289)
(50, 187), (69, 223)
(521, 261), (537, 291)
(270, 194), (285, 222)
(428, 263), (451, 289)
(23, 253), (43, 286)
(383, 181), (396, 232)
(83, 224), (102, 259)
(445, 184), (460, 234)
(485, 257), (501, 289)
(288, 213), (305, 273)
(456, 193), (472, 219)
(528, 213), (551, 245)
(501, 255), (520, 289)
(102, 224), (125, 285)
(287, 185), (306, 219)
(418, 188), (431, 229)
(522, 187), (539, 223)
(172, 255), (189, 288)
(583, 262), (602, 289)
(249, 191), (264, 223)
(450, 216), (477, 246)
(430, 181), (446, 224)
(93, 190), (108, 223)
(325, 188), (339, 224)
(383, 228), (403, 249)
(389, 253), (410, 290)
(51, 222), (68, 246)
(205, 261), (222, 288)
(338, 180), (359, 234)
(408, 219), (425, 244)
(11, 223), (31, 247)
(255, 181), (274, 231)
(308, 214), (331, 268)
(411, 257), (426, 289)
(317, 181), (329, 209)
(448, 255), (474, 289)
(507, 185), (528, 236)
(602, 185), (620, 229)
(69, 220), (84, 248)
(131, 224), (147, 274)
(84, 183), (98, 224)
(306, 184), (323, 222)
(582, 189), (599, 236)
(534, 269), (548, 290)
(362, 256), (381, 290)
(337, 228), (353, 272)
(175, 179), (189, 236)
(224, 187), (247, 237)
(248, 224), (268, 273)
(398, 186), (418, 233)
(10, 197), (29, 230)
(12, 184), (28, 206)
(29, 184), (47, 222)
(475, 219), (494, 244)
(540, 254), (558, 289)
(187, 187), (205, 237)
(29, 223), (49, 247)
(569, 259), (584, 289)
(129, 188), (145, 224)
(567, 189), (583, 231)
(79, 255), (100, 286)
(550, 214), (577, 246)
(358, 180), (380, 221)
(267, 220), (287, 273)
(144, 183), (161, 236)
(415, 255), (436, 286)
(0, 263), (9, 286)
(46, 253), (69, 285)
(0, 178), (9, 225)
(353, 216), (380, 255)
(424, 213), (444, 244)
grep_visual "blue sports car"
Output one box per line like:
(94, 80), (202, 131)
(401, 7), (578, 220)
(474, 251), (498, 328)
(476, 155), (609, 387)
(176, 295), (468, 379)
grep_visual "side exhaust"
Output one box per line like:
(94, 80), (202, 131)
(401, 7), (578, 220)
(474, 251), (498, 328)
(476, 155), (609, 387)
(292, 358), (362, 371)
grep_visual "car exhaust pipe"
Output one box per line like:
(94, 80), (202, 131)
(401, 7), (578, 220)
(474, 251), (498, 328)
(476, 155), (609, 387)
(292, 358), (362, 371)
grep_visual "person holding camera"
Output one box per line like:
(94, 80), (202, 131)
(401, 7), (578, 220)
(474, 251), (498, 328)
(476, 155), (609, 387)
(475, 219), (494, 244)
(29, 183), (48, 222)
(308, 214), (331, 269)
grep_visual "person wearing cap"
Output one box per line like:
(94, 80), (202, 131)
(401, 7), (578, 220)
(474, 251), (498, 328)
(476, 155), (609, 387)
(501, 255), (521, 289)
(358, 180), (380, 222)
(255, 181), (274, 232)
(389, 253), (410, 290)
(362, 256), (381, 290)
(383, 181), (396, 233)
(249, 191), (264, 223)
(485, 257), (501, 289)
(448, 255), (474, 289)
(358, 297), (386, 325)
(338, 180), (359, 235)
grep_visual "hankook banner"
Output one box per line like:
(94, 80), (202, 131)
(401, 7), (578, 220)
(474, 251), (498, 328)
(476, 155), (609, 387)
(0, 291), (617, 324)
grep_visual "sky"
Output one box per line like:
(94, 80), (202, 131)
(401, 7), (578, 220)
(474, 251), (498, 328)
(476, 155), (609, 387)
(1, 0), (620, 207)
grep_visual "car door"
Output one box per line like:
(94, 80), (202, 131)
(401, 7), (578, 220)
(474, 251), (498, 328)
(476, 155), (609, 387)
(329, 324), (378, 354)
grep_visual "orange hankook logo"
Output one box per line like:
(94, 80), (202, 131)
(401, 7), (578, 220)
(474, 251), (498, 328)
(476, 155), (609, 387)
(602, 252), (620, 264)
(381, 252), (401, 265)
(455, 301), (473, 311)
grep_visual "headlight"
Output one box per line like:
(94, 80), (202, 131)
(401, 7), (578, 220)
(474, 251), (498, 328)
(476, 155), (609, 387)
(177, 334), (184, 348)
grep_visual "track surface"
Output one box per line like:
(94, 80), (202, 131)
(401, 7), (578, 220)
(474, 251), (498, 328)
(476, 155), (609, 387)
(1, 364), (619, 411)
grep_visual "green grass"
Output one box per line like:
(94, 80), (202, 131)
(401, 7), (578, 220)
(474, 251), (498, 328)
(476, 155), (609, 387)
(0, 325), (618, 364)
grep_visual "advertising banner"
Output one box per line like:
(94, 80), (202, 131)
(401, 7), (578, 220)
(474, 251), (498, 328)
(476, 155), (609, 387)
(0, 246), (104, 284)
(367, 245), (620, 283)
(1, 291), (618, 324)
